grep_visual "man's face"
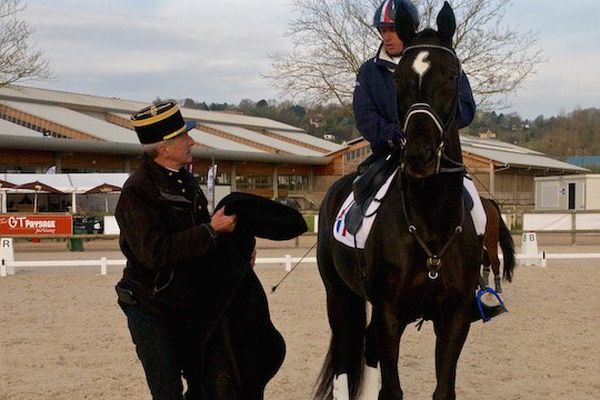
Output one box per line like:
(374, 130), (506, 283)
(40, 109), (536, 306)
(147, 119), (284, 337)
(380, 26), (404, 57)
(161, 132), (194, 168)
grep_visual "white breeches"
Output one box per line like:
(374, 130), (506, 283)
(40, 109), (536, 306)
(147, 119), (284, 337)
(463, 176), (486, 236)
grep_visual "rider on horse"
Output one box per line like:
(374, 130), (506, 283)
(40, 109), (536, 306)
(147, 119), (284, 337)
(351, 0), (487, 239)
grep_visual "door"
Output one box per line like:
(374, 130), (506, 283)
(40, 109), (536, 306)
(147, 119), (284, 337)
(568, 183), (576, 210)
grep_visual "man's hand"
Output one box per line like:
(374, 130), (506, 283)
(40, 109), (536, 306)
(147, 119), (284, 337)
(210, 207), (237, 233)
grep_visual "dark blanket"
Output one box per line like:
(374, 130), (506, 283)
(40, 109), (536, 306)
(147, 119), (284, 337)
(199, 192), (307, 399)
(216, 192), (308, 240)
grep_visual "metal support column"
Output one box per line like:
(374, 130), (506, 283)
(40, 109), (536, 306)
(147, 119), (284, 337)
(273, 164), (279, 199)
(231, 163), (237, 191)
(489, 161), (495, 197)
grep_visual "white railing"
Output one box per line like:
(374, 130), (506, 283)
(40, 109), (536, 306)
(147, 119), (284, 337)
(523, 212), (600, 231)
(3, 252), (600, 278)
(511, 252), (600, 267)
(0, 256), (318, 277)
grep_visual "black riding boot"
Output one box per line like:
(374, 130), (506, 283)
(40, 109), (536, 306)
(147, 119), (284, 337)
(345, 149), (402, 235)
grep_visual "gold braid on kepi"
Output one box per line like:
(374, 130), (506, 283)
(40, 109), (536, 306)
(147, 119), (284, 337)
(130, 100), (197, 144)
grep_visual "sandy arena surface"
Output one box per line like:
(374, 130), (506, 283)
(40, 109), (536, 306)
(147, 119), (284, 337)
(1, 240), (600, 399)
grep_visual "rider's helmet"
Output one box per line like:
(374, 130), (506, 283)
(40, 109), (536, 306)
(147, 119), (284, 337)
(373, 0), (419, 30)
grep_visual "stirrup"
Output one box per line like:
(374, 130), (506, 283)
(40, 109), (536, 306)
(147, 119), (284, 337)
(476, 287), (508, 323)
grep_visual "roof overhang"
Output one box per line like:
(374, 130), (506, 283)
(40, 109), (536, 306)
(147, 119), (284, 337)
(0, 135), (331, 165)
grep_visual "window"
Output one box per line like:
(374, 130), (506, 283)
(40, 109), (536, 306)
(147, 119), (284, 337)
(278, 175), (309, 191)
(236, 175), (273, 190)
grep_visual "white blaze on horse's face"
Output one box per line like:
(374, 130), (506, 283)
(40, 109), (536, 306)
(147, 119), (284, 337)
(412, 51), (431, 91)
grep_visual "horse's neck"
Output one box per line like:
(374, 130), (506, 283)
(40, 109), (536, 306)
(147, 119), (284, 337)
(403, 173), (464, 231)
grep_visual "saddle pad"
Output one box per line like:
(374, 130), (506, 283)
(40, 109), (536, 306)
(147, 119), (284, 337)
(333, 169), (398, 248)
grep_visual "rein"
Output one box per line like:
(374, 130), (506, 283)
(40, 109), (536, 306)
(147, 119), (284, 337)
(400, 181), (465, 280)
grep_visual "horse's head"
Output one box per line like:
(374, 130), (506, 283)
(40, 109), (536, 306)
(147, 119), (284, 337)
(394, 2), (463, 179)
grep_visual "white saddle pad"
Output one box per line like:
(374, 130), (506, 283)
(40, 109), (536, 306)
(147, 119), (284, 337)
(333, 169), (398, 249)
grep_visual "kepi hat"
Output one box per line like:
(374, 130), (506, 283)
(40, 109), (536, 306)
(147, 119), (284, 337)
(130, 100), (196, 144)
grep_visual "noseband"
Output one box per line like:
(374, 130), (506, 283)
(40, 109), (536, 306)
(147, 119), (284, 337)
(400, 44), (465, 175)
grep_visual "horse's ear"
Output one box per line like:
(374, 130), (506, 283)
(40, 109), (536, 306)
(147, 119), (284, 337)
(436, 1), (456, 44)
(394, 3), (415, 46)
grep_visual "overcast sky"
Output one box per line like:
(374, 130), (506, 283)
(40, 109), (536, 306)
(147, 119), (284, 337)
(22, 0), (600, 120)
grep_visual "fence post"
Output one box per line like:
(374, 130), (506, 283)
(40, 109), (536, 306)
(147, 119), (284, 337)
(571, 212), (577, 245)
(285, 254), (292, 272)
(520, 232), (541, 266)
(100, 257), (107, 275)
(0, 238), (15, 275)
(541, 251), (547, 268)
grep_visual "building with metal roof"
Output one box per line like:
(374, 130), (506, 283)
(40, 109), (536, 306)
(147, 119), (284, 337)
(329, 136), (587, 208)
(460, 136), (588, 173)
(1, 100), (139, 143)
(0, 85), (587, 210)
(0, 85), (342, 208)
(0, 118), (44, 138)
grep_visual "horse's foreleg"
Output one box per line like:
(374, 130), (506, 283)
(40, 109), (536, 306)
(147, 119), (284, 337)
(481, 251), (491, 288)
(432, 308), (471, 400)
(373, 304), (405, 400)
(492, 258), (503, 293)
(489, 248), (502, 293)
(494, 275), (502, 293)
(327, 291), (366, 399)
(357, 318), (381, 400)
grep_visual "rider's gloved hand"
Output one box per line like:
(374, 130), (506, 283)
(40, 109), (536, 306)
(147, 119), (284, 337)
(387, 127), (405, 148)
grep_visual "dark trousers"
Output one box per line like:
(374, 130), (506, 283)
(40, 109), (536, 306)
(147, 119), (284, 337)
(121, 304), (205, 400)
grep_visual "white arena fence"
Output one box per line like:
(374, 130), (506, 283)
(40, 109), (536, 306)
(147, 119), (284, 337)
(523, 211), (600, 231)
(522, 211), (600, 245)
(0, 256), (318, 277)
(2, 253), (600, 277)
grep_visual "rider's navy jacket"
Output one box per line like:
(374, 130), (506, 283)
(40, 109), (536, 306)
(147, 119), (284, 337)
(353, 44), (476, 155)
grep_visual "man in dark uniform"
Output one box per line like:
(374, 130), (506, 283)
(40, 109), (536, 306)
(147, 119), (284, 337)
(115, 100), (237, 400)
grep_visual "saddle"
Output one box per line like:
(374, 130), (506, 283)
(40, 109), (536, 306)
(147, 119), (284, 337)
(345, 148), (403, 235)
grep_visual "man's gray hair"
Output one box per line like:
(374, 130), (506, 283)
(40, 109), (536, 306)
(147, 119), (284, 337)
(142, 142), (161, 158)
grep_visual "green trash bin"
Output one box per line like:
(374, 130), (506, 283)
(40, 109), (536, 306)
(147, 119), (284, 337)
(68, 237), (84, 252)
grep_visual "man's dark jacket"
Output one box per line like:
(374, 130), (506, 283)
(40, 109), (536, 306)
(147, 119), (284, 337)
(115, 157), (229, 324)
(115, 159), (305, 397)
(353, 45), (476, 155)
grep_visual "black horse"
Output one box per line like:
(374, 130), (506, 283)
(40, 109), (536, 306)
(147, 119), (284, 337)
(316, 3), (493, 399)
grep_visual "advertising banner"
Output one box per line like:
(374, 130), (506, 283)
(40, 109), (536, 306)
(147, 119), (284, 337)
(0, 215), (73, 236)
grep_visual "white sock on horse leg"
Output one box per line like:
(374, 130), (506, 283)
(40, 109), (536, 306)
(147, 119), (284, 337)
(357, 363), (381, 400)
(333, 373), (350, 400)
(463, 177), (486, 235)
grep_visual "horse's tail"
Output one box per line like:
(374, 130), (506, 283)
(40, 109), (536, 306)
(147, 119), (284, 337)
(491, 199), (516, 282)
(314, 339), (337, 400)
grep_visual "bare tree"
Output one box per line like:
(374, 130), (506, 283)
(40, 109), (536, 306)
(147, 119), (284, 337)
(0, 0), (54, 87)
(267, 0), (543, 110)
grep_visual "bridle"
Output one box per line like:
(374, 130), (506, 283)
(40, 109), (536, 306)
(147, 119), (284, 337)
(399, 44), (465, 175)
(398, 44), (467, 280)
